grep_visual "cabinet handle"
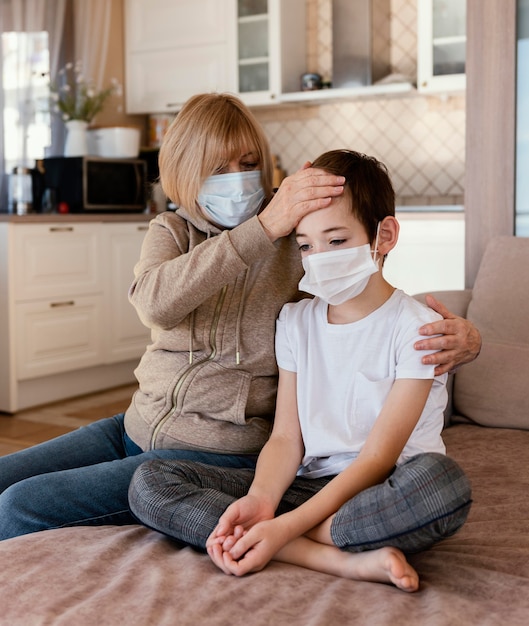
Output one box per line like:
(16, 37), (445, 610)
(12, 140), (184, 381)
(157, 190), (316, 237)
(49, 227), (74, 232)
(50, 301), (75, 308)
(137, 225), (149, 231)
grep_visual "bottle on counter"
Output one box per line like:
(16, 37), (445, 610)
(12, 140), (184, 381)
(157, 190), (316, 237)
(8, 167), (33, 215)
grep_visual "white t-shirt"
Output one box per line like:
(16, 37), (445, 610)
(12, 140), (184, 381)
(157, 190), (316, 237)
(275, 289), (447, 478)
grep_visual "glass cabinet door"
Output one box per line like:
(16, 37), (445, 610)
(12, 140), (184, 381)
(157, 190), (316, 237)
(432, 0), (466, 77)
(237, 0), (270, 95)
(516, 0), (529, 236)
(418, 0), (466, 92)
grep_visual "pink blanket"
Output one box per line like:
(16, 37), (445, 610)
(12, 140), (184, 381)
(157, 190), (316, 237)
(1, 424), (529, 625)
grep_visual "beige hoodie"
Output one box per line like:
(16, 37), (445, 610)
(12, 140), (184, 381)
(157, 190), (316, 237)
(124, 209), (303, 454)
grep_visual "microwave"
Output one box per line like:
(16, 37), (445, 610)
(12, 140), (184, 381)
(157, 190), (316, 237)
(40, 156), (147, 213)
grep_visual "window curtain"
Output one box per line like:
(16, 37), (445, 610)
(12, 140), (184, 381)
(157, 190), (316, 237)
(0, 0), (112, 208)
(0, 0), (67, 205)
(73, 0), (111, 91)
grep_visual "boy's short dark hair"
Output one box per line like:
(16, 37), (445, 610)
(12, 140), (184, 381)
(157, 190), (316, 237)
(311, 150), (395, 244)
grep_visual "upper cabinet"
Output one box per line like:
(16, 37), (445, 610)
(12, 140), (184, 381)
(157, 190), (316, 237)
(124, 0), (237, 113)
(417, 0), (466, 93)
(125, 0), (306, 112)
(236, 0), (306, 106)
(124, 0), (416, 113)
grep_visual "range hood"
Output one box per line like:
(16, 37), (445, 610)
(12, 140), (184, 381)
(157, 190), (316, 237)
(332, 0), (391, 88)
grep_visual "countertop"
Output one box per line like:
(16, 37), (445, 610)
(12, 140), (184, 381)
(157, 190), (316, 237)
(0, 208), (465, 224)
(0, 212), (155, 223)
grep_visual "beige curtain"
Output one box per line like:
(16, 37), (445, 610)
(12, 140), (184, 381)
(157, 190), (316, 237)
(1, 0), (66, 75)
(73, 0), (111, 89)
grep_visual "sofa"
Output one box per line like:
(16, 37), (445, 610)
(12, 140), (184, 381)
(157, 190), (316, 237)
(0, 235), (528, 626)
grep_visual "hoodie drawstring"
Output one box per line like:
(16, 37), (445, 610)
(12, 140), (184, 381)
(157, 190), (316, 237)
(188, 310), (195, 363)
(235, 269), (250, 365)
(187, 270), (249, 366)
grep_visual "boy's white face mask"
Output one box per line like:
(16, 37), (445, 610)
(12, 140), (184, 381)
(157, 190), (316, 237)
(298, 225), (381, 305)
(198, 170), (265, 228)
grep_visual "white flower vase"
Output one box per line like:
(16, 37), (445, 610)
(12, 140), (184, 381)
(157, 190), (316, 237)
(64, 120), (89, 157)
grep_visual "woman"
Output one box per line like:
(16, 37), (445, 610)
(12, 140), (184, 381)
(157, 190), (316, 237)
(0, 94), (480, 540)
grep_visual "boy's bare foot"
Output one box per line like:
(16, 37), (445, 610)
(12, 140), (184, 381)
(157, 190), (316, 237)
(274, 537), (419, 591)
(348, 546), (419, 592)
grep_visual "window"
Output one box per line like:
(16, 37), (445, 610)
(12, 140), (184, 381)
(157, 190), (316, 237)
(2, 31), (51, 173)
(0, 0), (69, 211)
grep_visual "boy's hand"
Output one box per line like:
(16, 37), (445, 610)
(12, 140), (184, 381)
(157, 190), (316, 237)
(415, 294), (482, 375)
(206, 495), (275, 573)
(213, 518), (289, 577)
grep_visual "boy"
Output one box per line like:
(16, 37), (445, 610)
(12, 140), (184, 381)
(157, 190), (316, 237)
(128, 150), (472, 592)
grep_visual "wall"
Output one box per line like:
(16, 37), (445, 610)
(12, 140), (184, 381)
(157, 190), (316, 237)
(253, 0), (466, 206)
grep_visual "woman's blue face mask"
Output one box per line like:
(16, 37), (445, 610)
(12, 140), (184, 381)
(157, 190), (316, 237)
(198, 170), (265, 228)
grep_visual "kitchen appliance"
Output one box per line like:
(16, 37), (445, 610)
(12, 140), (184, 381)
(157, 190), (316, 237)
(87, 127), (141, 158)
(40, 156), (147, 213)
(300, 73), (322, 91)
(8, 166), (34, 214)
(332, 0), (391, 88)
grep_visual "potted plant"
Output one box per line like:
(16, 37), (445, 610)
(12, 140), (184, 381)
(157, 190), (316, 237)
(50, 61), (121, 156)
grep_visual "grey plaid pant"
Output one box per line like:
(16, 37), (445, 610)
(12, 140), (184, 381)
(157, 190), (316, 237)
(128, 452), (471, 554)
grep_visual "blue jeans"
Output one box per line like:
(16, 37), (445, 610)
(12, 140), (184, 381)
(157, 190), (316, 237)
(0, 413), (257, 540)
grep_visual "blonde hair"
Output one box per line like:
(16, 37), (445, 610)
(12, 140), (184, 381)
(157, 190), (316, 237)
(159, 93), (273, 219)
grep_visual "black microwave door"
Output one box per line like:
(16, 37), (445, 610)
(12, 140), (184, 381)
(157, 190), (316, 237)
(42, 157), (84, 211)
(84, 160), (146, 211)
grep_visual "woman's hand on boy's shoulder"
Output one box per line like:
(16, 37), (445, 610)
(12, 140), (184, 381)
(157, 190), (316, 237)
(414, 294), (482, 375)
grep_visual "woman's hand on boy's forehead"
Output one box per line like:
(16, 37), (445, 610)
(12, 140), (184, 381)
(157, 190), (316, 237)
(258, 163), (345, 242)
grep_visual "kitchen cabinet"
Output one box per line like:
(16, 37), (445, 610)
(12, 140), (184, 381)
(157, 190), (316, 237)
(11, 224), (103, 380)
(236, 0), (306, 106)
(15, 296), (104, 381)
(417, 0), (466, 93)
(124, 0), (237, 113)
(384, 209), (465, 296)
(103, 223), (151, 363)
(124, 0), (306, 111)
(0, 220), (151, 412)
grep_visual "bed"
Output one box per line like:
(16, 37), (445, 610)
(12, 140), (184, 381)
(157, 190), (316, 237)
(0, 236), (528, 625)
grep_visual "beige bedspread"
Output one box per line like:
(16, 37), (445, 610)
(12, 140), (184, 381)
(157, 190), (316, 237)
(1, 424), (529, 626)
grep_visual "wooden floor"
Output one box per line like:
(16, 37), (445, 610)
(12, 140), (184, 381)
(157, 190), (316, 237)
(0, 384), (138, 456)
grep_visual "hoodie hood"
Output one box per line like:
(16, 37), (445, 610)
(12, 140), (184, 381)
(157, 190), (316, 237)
(173, 205), (222, 237)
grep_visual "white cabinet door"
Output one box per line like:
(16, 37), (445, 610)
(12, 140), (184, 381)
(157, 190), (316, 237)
(417, 0), (466, 93)
(13, 223), (100, 301)
(15, 295), (104, 380)
(125, 0), (237, 113)
(103, 223), (151, 363)
(236, 0), (306, 106)
(126, 0), (232, 50)
(0, 220), (152, 412)
(126, 45), (235, 113)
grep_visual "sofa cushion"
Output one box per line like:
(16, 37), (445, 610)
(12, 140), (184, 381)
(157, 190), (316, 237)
(452, 236), (529, 429)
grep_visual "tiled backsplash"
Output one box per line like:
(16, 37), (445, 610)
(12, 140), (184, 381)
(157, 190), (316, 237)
(253, 0), (465, 205)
